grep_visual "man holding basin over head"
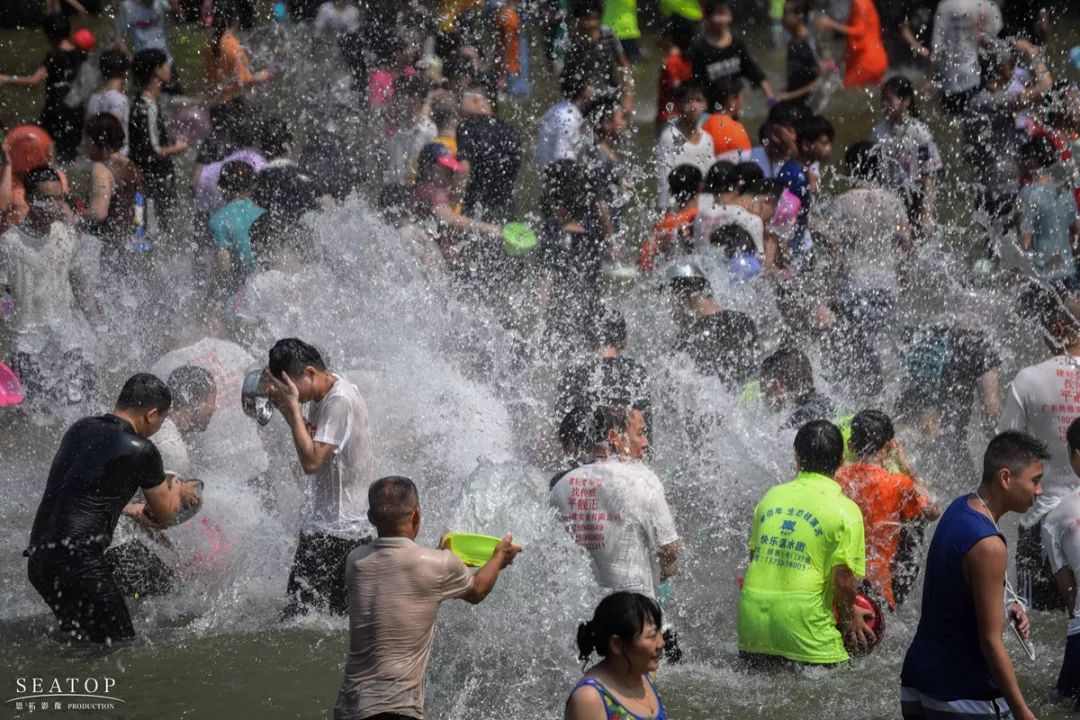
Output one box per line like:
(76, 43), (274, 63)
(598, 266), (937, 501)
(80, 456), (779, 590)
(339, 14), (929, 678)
(263, 337), (374, 619)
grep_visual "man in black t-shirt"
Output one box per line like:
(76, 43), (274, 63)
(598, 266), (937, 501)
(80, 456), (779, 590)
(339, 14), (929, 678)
(686, 0), (775, 112)
(25, 373), (187, 643)
(895, 323), (1001, 483)
(561, 0), (633, 112)
(899, 324), (1001, 438)
(557, 306), (651, 429)
(456, 84), (522, 223)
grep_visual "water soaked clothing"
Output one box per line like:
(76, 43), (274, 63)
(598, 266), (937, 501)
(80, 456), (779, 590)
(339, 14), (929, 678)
(834, 463), (933, 609)
(28, 415), (166, 554)
(901, 496), (1004, 703)
(737, 471), (866, 664)
(571, 677), (667, 720)
(25, 414), (166, 642)
(282, 532), (370, 618)
(550, 458), (679, 598)
(334, 537), (474, 720)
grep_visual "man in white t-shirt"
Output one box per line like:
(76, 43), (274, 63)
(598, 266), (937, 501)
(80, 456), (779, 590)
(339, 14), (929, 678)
(334, 476), (519, 720)
(930, 0), (1002, 113)
(999, 293), (1080, 610)
(537, 72), (593, 172)
(1043, 417), (1080, 708)
(313, 0), (360, 40)
(267, 337), (375, 617)
(114, 0), (177, 59)
(550, 403), (680, 599)
(0, 167), (98, 420)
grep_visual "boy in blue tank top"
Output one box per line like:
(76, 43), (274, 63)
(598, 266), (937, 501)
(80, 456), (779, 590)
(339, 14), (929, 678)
(901, 431), (1048, 720)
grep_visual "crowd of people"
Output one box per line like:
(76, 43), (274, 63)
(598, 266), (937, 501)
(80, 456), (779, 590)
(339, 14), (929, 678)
(3, 0), (1080, 718)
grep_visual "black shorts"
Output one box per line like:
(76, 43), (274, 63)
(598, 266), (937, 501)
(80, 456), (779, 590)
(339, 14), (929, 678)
(27, 551), (135, 644)
(282, 532), (370, 618)
(104, 539), (176, 599)
(1057, 631), (1080, 703)
(939, 88), (976, 116)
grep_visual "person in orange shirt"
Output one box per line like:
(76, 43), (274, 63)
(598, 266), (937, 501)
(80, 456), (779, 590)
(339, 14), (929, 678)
(640, 164), (701, 273)
(701, 79), (751, 160)
(815, 0), (887, 88)
(495, 0), (527, 96)
(203, 2), (270, 130)
(655, 18), (696, 129)
(835, 410), (940, 610)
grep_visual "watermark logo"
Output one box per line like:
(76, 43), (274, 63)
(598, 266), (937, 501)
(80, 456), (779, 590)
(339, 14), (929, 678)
(7, 677), (124, 712)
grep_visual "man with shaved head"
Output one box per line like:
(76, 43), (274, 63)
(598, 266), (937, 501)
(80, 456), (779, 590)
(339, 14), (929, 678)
(999, 292), (1080, 610)
(334, 476), (520, 720)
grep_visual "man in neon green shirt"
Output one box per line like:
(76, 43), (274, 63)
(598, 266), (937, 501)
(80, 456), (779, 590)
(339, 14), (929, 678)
(737, 420), (876, 665)
(602, 0), (641, 62)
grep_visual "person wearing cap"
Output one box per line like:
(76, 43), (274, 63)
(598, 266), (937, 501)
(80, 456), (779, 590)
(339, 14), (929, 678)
(738, 420), (873, 667)
(412, 142), (500, 268)
(834, 410), (940, 610)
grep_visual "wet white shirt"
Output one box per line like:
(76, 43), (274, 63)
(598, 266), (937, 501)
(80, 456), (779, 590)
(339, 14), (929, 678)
(694, 196), (765, 255)
(654, 125), (714, 210)
(86, 89), (130, 154)
(998, 355), (1080, 525)
(550, 458), (679, 598)
(826, 187), (910, 292)
(153, 417), (190, 477)
(0, 224), (93, 355)
(151, 337), (269, 481)
(304, 375), (374, 538)
(314, 1), (360, 37)
(931, 0), (1003, 94)
(1042, 488), (1080, 621)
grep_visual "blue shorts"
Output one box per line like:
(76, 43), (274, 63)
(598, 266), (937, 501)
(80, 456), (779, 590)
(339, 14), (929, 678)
(901, 688), (1012, 720)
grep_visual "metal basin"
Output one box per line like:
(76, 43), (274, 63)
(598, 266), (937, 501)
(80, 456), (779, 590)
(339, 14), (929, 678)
(241, 369), (274, 426)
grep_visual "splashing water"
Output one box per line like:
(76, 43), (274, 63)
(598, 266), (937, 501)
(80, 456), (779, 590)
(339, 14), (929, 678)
(1, 11), (1079, 720)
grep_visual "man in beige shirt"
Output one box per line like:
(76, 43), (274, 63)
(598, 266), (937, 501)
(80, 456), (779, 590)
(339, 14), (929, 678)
(334, 476), (520, 720)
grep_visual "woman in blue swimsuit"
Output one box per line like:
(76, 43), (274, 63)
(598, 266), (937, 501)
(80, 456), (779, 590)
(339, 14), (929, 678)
(565, 592), (669, 720)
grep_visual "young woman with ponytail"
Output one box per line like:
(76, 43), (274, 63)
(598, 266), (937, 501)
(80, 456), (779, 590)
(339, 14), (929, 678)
(565, 592), (668, 720)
